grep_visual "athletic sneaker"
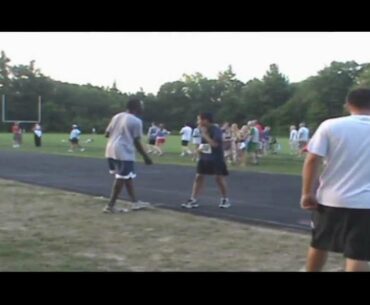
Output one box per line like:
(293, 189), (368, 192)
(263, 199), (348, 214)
(181, 198), (199, 209)
(180, 152), (185, 157)
(219, 198), (231, 208)
(80, 148), (85, 152)
(131, 201), (151, 211)
(102, 205), (128, 213)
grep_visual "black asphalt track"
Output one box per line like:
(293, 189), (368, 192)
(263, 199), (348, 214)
(0, 150), (311, 232)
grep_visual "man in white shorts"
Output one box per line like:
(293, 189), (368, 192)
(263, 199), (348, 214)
(103, 98), (153, 213)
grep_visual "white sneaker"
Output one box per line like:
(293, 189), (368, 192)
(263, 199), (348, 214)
(102, 205), (128, 213)
(219, 198), (231, 209)
(131, 201), (151, 211)
(80, 148), (85, 152)
(181, 198), (199, 209)
(180, 152), (185, 157)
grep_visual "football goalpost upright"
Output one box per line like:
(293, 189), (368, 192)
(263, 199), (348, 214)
(1, 94), (42, 124)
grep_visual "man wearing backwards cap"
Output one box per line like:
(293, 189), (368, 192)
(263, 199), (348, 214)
(68, 124), (85, 152)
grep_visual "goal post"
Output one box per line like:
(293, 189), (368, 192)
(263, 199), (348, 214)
(1, 94), (42, 123)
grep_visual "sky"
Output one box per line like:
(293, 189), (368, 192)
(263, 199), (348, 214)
(1, 32), (370, 94)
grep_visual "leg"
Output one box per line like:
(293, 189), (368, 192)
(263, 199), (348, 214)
(345, 259), (370, 272)
(124, 179), (138, 203)
(108, 178), (125, 207)
(305, 246), (328, 272)
(191, 174), (205, 199)
(215, 175), (228, 198)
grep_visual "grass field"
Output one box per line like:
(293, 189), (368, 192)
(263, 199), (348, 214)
(0, 178), (345, 271)
(0, 132), (304, 175)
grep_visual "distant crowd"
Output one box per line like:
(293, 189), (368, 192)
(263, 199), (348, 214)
(146, 120), (294, 166)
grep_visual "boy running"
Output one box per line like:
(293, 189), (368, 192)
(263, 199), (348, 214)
(68, 124), (85, 152)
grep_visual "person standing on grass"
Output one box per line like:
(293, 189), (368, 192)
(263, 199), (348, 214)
(262, 126), (271, 155)
(182, 112), (230, 209)
(247, 121), (259, 165)
(179, 122), (193, 157)
(298, 122), (310, 156)
(146, 122), (159, 154)
(153, 124), (170, 156)
(289, 125), (298, 154)
(238, 125), (249, 166)
(12, 122), (22, 148)
(230, 123), (240, 164)
(68, 124), (85, 152)
(191, 124), (202, 161)
(221, 122), (233, 164)
(32, 123), (42, 147)
(103, 98), (153, 213)
(301, 88), (370, 272)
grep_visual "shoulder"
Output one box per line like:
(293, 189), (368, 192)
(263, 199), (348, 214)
(319, 116), (351, 130)
(128, 113), (142, 125)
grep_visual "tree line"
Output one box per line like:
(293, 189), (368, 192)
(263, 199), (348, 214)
(1, 50), (370, 135)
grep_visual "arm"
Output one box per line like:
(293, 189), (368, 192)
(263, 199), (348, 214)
(105, 118), (114, 138)
(132, 120), (152, 165)
(300, 123), (329, 210)
(201, 127), (220, 148)
(301, 153), (322, 210)
(134, 137), (153, 165)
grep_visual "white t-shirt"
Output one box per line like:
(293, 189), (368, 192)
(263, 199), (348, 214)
(180, 126), (193, 142)
(69, 128), (81, 140)
(192, 128), (201, 144)
(105, 112), (143, 161)
(308, 115), (370, 209)
(289, 129), (298, 142)
(298, 127), (309, 142)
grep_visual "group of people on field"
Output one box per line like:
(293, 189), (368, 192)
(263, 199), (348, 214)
(145, 120), (279, 166)
(11, 122), (42, 148)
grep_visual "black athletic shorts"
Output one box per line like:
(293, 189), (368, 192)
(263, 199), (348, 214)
(181, 140), (189, 147)
(311, 204), (370, 261)
(148, 138), (156, 145)
(70, 138), (79, 144)
(197, 159), (229, 176)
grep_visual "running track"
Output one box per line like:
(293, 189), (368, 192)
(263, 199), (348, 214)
(0, 150), (311, 231)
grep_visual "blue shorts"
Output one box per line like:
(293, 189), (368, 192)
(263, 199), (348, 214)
(107, 158), (136, 180)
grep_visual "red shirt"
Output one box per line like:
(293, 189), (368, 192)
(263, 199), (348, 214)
(12, 125), (21, 134)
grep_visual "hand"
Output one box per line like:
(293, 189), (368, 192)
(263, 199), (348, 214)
(144, 156), (153, 165)
(300, 194), (319, 210)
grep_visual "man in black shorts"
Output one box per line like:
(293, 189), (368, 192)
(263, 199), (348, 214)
(182, 112), (230, 209)
(301, 88), (370, 271)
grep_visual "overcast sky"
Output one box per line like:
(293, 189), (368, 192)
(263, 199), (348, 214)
(1, 32), (370, 93)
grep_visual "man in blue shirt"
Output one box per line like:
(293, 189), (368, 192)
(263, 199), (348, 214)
(182, 112), (230, 209)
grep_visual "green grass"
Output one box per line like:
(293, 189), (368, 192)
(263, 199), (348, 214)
(0, 132), (304, 175)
